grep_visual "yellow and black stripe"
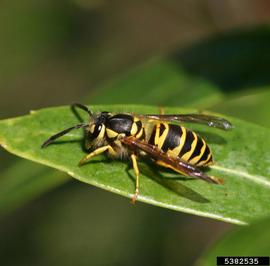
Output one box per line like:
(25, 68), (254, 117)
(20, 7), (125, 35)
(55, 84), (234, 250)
(105, 114), (145, 140)
(132, 117), (145, 139)
(148, 123), (213, 167)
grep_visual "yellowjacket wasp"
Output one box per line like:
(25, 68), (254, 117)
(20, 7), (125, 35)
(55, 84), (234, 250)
(42, 103), (232, 203)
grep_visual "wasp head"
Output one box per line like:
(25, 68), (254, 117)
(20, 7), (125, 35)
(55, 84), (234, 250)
(85, 111), (111, 150)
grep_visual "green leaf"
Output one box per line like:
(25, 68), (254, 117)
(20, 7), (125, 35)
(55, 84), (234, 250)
(209, 88), (270, 128)
(0, 105), (270, 224)
(198, 216), (270, 266)
(0, 57), (224, 215)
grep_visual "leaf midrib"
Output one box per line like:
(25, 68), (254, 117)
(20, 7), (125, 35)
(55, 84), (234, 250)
(212, 165), (270, 188)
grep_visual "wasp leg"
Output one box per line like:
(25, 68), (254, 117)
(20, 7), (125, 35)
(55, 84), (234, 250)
(130, 154), (140, 204)
(79, 145), (117, 166)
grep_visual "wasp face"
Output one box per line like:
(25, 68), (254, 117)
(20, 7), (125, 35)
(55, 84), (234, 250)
(89, 122), (105, 139)
(86, 112), (110, 149)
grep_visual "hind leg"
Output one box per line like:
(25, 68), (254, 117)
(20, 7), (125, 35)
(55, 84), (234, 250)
(130, 154), (140, 204)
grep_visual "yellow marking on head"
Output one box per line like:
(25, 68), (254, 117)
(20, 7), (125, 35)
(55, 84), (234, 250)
(89, 124), (95, 134)
(156, 123), (169, 149)
(130, 122), (138, 136)
(182, 132), (198, 162)
(170, 126), (187, 156)
(189, 138), (206, 165)
(106, 128), (118, 139)
(97, 124), (105, 139)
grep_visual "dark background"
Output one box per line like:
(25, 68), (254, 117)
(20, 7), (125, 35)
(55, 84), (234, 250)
(1, 1), (270, 265)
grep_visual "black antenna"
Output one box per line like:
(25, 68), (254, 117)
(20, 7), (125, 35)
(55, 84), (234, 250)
(41, 123), (88, 148)
(41, 103), (92, 148)
(71, 103), (93, 116)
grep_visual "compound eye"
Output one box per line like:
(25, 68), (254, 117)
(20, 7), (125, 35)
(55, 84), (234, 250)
(90, 123), (105, 139)
(97, 124), (105, 139)
(89, 124), (102, 134)
(97, 124), (102, 132)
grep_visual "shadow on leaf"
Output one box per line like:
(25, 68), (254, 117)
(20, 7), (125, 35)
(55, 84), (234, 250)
(195, 130), (227, 145)
(126, 160), (210, 204)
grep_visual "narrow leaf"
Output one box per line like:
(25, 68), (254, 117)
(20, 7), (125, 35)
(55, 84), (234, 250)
(1, 106), (269, 224)
(0, 57), (224, 214)
(210, 88), (270, 128)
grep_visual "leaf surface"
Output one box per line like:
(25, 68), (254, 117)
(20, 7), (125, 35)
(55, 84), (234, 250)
(0, 57), (224, 215)
(210, 88), (270, 128)
(0, 105), (270, 224)
(91, 58), (223, 108)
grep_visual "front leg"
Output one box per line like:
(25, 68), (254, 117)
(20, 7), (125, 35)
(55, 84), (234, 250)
(79, 145), (117, 166)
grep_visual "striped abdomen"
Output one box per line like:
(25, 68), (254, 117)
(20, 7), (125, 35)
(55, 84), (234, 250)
(148, 123), (213, 166)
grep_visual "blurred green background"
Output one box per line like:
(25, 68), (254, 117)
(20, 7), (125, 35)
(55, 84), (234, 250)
(1, 1), (270, 265)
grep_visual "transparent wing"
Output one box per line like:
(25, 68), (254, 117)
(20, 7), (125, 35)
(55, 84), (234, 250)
(137, 113), (233, 130)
